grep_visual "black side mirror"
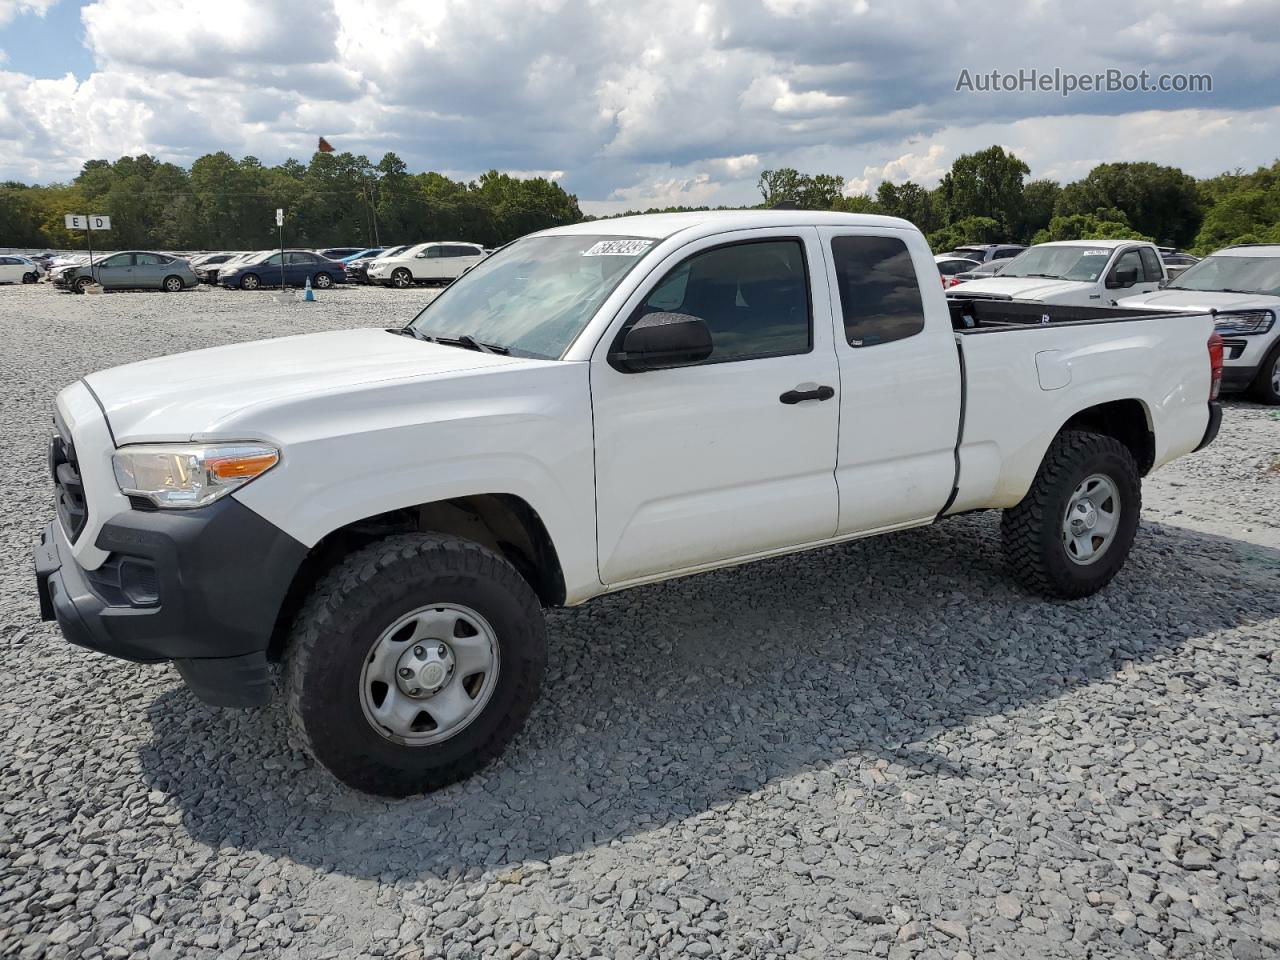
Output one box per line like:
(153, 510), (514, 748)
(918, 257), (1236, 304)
(1107, 267), (1138, 289)
(610, 312), (713, 372)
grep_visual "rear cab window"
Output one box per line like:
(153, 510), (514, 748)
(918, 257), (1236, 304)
(830, 235), (926, 347)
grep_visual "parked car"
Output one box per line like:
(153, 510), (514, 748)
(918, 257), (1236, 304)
(220, 250), (347, 290)
(316, 247), (366, 261)
(952, 260), (1009, 283)
(947, 239), (1166, 306)
(345, 245), (410, 284)
(939, 243), (1026, 263)
(33, 210), (1223, 795)
(1118, 243), (1280, 404)
(192, 252), (241, 284)
(51, 251), (198, 293)
(935, 256), (981, 287)
(0, 255), (43, 284)
(366, 242), (486, 288)
(1159, 249), (1200, 280)
(341, 247), (384, 263)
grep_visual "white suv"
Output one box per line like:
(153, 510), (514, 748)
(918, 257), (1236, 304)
(1119, 244), (1280, 404)
(367, 242), (486, 288)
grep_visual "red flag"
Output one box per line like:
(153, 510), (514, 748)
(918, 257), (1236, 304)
(318, 137), (335, 153)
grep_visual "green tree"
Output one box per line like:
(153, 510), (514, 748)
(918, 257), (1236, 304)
(757, 168), (845, 208)
(938, 146), (1030, 238)
(1017, 178), (1061, 241)
(927, 216), (1002, 253)
(1054, 162), (1201, 247)
(1030, 213), (1152, 245)
(874, 180), (940, 232)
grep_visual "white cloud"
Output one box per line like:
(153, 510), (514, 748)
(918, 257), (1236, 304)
(845, 143), (951, 195)
(0, 0), (1277, 207)
(503, 169), (565, 181)
(0, 0), (56, 25)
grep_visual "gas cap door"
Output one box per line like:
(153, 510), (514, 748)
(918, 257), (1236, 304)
(1036, 350), (1072, 391)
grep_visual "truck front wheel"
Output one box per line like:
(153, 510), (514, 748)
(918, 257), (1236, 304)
(285, 533), (546, 796)
(1001, 430), (1141, 599)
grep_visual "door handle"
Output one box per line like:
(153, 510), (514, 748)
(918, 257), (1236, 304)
(779, 384), (835, 404)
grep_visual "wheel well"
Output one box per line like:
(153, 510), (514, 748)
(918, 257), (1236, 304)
(1060, 399), (1155, 475)
(267, 494), (566, 659)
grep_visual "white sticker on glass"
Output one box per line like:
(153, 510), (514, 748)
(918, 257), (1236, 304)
(582, 239), (654, 257)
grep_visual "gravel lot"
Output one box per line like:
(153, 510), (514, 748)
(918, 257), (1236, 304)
(2, 282), (1278, 960)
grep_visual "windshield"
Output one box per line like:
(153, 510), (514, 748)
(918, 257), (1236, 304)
(1000, 245), (1113, 281)
(944, 248), (985, 260)
(406, 234), (654, 359)
(1167, 255), (1280, 296)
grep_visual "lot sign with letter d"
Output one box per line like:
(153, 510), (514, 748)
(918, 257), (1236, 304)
(64, 214), (112, 231)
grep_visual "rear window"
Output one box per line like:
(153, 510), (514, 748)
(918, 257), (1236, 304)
(831, 236), (926, 347)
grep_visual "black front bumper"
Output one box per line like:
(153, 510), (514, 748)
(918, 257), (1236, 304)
(35, 497), (308, 707)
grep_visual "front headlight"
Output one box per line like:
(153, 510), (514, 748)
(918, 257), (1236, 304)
(1213, 309), (1275, 336)
(112, 443), (279, 509)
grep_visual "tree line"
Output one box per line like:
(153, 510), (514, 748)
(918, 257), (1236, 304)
(3, 145), (1279, 255)
(621, 148), (1280, 255)
(0, 151), (583, 251)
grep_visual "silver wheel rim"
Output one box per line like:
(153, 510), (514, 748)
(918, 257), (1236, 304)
(358, 603), (500, 746)
(243, 275), (258, 289)
(166, 278), (181, 291)
(1271, 353), (1280, 396)
(394, 271), (409, 288)
(316, 274), (331, 288)
(1062, 473), (1120, 566)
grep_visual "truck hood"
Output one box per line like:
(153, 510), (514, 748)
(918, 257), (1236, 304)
(1115, 289), (1280, 313)
(948, 276), (1093, 301)
(84, 327), (527, 443)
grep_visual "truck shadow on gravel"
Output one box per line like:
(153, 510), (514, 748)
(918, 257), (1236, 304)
(138, 513), (1280, 881)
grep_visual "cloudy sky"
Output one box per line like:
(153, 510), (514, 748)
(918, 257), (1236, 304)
(1, 0), (1278, 213)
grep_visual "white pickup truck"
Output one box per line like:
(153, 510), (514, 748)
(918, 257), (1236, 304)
(34, 211), (1223, 795)
(947, 238), (1166, 306)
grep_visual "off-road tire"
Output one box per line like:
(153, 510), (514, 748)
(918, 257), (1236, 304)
(285, 533), (546, 796)
(1001, 430), (1141, 599)
(1248, 341), (1280, 405)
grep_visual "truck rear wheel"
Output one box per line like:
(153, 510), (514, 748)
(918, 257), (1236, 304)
(285, 533), (546, 796)
(1001, 430), (1141, 599)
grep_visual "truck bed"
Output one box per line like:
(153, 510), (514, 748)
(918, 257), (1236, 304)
(947, 297), (1168, 332)
(943, 299), (1214, 516)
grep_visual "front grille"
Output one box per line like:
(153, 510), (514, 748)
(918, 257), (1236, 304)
(50, 427), (88, 542)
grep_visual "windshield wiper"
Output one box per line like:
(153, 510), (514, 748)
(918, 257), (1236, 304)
(396, 328), (510, 354)
(449, 334), (509, 355)
(1017, 272), (1063, 280)
(393, 326), (429, 341)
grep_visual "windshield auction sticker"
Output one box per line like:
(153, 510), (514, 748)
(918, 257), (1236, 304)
(583, 239), (654, 257)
